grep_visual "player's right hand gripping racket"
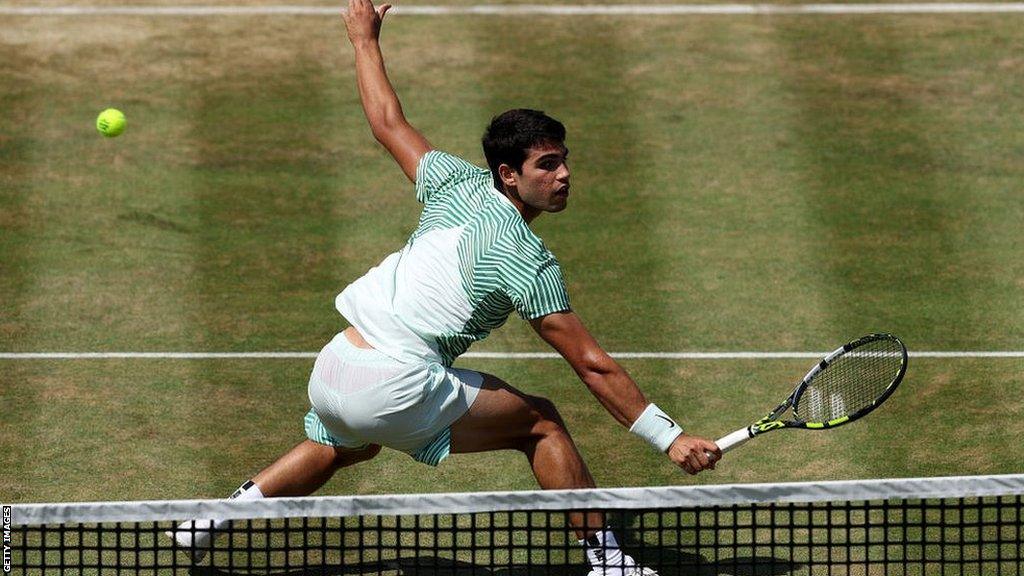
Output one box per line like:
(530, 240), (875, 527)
(709, 333), (907, 459)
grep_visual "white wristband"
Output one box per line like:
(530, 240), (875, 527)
(629, 403), (683, 453)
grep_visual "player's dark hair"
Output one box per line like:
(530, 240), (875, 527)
(482, 109), (566, 191)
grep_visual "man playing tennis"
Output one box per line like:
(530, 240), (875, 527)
(170, 1), (721, 573)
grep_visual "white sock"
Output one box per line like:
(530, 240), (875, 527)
(167, 481), (265, 563)
(207, 480), (264, 531)
(231, 479), (265, 501)
(581, 529), (627, 573)
(174, 480), (264, 537)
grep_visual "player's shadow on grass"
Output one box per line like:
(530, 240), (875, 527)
(191, 511), (798, 576)
(191, 549), (798, 576)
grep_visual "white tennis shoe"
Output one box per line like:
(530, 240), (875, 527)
(587, 566), (658, 576)
(164, 519), (219, 563)
(586, 554), (659, 576)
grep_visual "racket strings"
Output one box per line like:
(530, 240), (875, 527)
(795, 338), (904, 423)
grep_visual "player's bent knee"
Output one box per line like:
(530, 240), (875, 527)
(331, 443), (381, 469)
(528, 395), (564, 426)
(531, 417), (570, 442)
(526, 396), (569, 439)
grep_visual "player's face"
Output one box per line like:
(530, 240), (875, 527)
(513, 143), (571, 213)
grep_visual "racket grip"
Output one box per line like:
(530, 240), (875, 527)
(705, 427), (753, 461)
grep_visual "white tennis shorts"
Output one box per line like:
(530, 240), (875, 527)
(304, 332), (484, 466)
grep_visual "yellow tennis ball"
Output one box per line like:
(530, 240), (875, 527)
(96, 108), (126, 137)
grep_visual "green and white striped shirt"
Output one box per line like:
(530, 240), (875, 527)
(336, 150), (571, 366)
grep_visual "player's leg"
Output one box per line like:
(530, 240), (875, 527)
(251, 440), (381, 497)
(449, 374), (602, 534)
(449, 373), (649, 576)
(167, 333), (388, 562)
(166, 440), (380, 562)
(449, 373), (598, 503)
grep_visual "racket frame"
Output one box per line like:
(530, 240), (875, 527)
(715, 333), (907, 455)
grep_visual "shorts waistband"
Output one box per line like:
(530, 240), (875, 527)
(327, 331), (399, 365)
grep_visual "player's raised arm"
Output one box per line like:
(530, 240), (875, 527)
(530, 311), (722, 475)
(343, 0), (431, 182)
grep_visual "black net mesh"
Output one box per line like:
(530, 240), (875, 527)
(8, 483), (1022, 575)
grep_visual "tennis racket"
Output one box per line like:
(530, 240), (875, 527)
(709, 333), (907, 459)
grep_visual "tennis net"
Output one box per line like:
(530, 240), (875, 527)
(6, 474), (1023, 575)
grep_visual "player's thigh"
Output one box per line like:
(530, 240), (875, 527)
(448, 372), (564, 454)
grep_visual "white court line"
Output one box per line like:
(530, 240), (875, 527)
(0, 351), (1022, 359)
(3, 3), (1024, 15)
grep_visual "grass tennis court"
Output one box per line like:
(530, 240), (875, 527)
(2, 5), (1024, 505)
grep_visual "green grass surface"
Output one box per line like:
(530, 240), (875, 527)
(2, 12), (1024, 504)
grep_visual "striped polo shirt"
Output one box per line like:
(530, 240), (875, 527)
(336, 150), (571, 366)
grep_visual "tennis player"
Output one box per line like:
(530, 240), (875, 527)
(169, 1), (721, 573)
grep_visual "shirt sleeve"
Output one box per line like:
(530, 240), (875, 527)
(415, 150), (488, 204)
(503, 241), (572, 320)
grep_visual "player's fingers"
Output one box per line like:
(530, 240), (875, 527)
(695, 447), (717, 472)
(377, 4), (392, 19)
(708, 441), (722, 459)
(685, 452), (703, 474)
(702, 441), (721, 461)
(706, 445), (719, 468)
(702, 442), (722, 462)
(695, 449), (711, 470)
(674, 454), (694, 475)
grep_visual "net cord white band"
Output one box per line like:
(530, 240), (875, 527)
(10, 474), (1024, 527)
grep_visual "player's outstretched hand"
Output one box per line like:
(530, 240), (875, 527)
(343, 0), (392, 45)
(667, 434), (721, 475)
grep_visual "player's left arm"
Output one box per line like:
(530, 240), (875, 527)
(530, 311), (721, 474)
(343, 0), (431, 182)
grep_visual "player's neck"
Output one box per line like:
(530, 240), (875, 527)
(501, 188), (542, 224)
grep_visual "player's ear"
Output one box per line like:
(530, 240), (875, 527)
(498, 164), (517, 189)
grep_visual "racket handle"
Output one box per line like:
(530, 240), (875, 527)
(705, 427), (753, 461)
